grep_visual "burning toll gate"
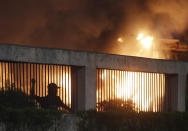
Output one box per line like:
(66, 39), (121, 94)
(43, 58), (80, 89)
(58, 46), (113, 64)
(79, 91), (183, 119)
(0, 44), (187, 112)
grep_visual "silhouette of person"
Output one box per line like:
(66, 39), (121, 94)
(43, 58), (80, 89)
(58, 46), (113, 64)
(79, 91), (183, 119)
(31, 79), (71, 111)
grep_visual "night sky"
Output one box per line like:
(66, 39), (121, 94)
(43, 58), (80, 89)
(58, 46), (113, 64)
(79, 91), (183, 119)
(1, 0), (188, 55)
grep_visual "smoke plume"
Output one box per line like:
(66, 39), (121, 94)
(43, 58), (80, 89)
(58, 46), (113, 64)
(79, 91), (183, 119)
(0, 0), (188, 56)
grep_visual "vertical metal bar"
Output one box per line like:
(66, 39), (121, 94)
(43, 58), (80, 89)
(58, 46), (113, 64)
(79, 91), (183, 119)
(58, 66), (60, 98)
(68, 66), (70, 107)
(162, 74), (164, 112)
(45, 65), (46, 96)
(105, 70), (107, 104)
(62, 66), (64, 105)
(104, 69), (105, 105)
(159, 74), (160, 112)
(5, 62), (6, 90)
(22, 63), (25, 94)
(137, 72), (139, 112)
(1, 62), (4, 90)
(100, 69), (102, 111)
(61, 65), (63, 104)
(141, 72), (142, 112)
(16, 63), (19, 91)
(148, 73), (150, 111)
(65, 66), (67, 106)
(35, 64), (37, 96)
(123, 71), (125, 106)
(156, 74), (158, 112)
(7, 62), (10, 91)
(159, 74), (161, 112)
(99, 69), (101, 111)
(154, 73), (156, 112)
(121, 71), (123, 107)
(140, 72), (142, 111)
(158, 74), (160, 112)
(58, 66), (61, 100)
(137, 72), (138, 111)
(149, 73), (151, 111)
(144, 73), (146, 112)
(152, 73), (154, 112)
(113, 70), (115, 111)
(26, 63), (28, 95)
(125, 71), (127, 102)
(161, 74), (162, 112)
(101, 69), (103, 111)
(39, 64), (41, 97)
(53, 65), (54, 84)
(32, 64), (35, 95)
(56, 65), (58, 86)
(48, 65), (49, 85)
(138, 72), (140, 112)
(162, 75), (164, 111)
(10, 62), (13, 91)
(29, 63), (32, 95)
(13, 62), (15, 91)
(150, 73), (152, 111)
(156, 73), (157, 112)
(98, 69), (100, 111)
(133, 72), (135, 111)
(145, 73), (146, 111)
(50, 65), (52, 83)
(10, 62), (12, 90)
(151, 73), (153, 111)
(115, 70), (117, 111)
(17, 62), (19, 91)
(19, 63), (21, 91)
(165, 75), (167, 112)
(101, 69), (102, 111)
(42, 64), (44, 97)
(109, 70), (111, 110)
(96, 69), (98, 111)
(147, 73), (148, 112)
(50, 64), (51, 98)
(147, 73), (149, 112)
(160, 74), (162, 111)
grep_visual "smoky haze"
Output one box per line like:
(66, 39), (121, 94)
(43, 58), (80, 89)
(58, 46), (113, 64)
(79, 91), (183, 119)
(0, 0), (188, 55)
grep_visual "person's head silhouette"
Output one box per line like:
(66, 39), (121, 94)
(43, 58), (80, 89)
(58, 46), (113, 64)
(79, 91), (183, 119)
(48, 83), (59, 98)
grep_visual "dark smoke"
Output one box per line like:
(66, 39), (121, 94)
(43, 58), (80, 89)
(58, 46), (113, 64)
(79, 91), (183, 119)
(0, 0), (188, 54)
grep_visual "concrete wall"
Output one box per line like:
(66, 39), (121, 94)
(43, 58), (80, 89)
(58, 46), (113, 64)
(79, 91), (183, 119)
(0, 44), (188, 111)
(0, 114), (80, 131)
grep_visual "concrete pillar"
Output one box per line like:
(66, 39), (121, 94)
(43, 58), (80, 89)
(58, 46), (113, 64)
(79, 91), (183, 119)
(85, 66), (96, 110)
(165, 74), (178, 112)
(177, 73), (186, 112)
(71, 67), (86, 112)
(71, 66), (96, 112)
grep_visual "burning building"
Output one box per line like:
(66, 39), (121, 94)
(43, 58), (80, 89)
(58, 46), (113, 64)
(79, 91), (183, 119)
(0, 43), (187, 112)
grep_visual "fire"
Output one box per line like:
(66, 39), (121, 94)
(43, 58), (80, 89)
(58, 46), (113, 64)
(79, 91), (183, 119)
(97, 69), (165, 112)
(137, 33), (153, 49)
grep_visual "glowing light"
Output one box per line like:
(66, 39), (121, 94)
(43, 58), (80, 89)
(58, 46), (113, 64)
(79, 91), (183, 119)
(136, 33), (144, 40)
(136, 33), (153, 49)
(117, 37), (123, 43)
(140, 36), (153, 49)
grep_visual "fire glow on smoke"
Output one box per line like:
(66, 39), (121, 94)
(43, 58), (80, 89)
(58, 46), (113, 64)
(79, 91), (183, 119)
(136, 33), (154, 49)
(116, 32), (164, 59)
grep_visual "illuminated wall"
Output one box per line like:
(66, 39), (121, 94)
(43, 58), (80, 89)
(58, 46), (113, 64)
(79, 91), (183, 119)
(0, 61), (71, 109)
(96, 69), (166, 112)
